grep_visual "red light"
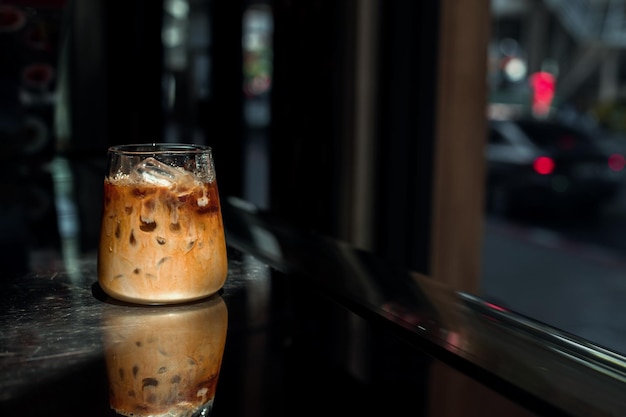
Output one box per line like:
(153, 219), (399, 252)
(608, 153), (626, 172)
(530, 71), (556, 116)
(533, 156), (555, 175)
(485, 302), (507, 312)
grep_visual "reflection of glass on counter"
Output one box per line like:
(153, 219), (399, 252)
(101, 295), (228, 417)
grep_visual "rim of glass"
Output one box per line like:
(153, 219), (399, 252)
(109, 143), (212, 155)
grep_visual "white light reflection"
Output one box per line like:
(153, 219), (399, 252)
(164, 0), (189, 19)
(49, 156), (81, 280)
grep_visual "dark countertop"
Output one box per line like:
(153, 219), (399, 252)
(3, 191), (626, 416)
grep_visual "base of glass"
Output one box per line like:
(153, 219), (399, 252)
(111, 398), (214, 417)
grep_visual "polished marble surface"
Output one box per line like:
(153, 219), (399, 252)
(3, 161), (626, 416)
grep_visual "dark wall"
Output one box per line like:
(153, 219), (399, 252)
(375, 1), (440, 274)
(268, 1), (440, 275)
(269, 0), (348, 237)
(61, 0), (163, 155)
(104, 0), (164, 148)
(202, 0), (245, 200)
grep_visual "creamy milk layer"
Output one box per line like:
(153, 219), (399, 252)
(98, 173), (228, 304)
(103, 296), (228, 417)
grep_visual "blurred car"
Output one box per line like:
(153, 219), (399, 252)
(485, 118), (625, 216)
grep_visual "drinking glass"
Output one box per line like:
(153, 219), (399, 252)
(98, 143), (228, 305)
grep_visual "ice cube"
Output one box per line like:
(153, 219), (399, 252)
(131, 157), (177, 187)
(130, 157), (196, 195)
(194, 153), (216, 182)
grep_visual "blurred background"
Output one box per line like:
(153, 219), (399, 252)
(3, 0), (626, 355)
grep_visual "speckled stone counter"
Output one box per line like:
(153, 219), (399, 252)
(3, 199), (626, 417)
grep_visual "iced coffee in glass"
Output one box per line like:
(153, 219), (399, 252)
(98, 144), (228, 305)
(102, 295), (228, 417)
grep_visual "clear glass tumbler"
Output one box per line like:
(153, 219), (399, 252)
(98, 143), (228, 305)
